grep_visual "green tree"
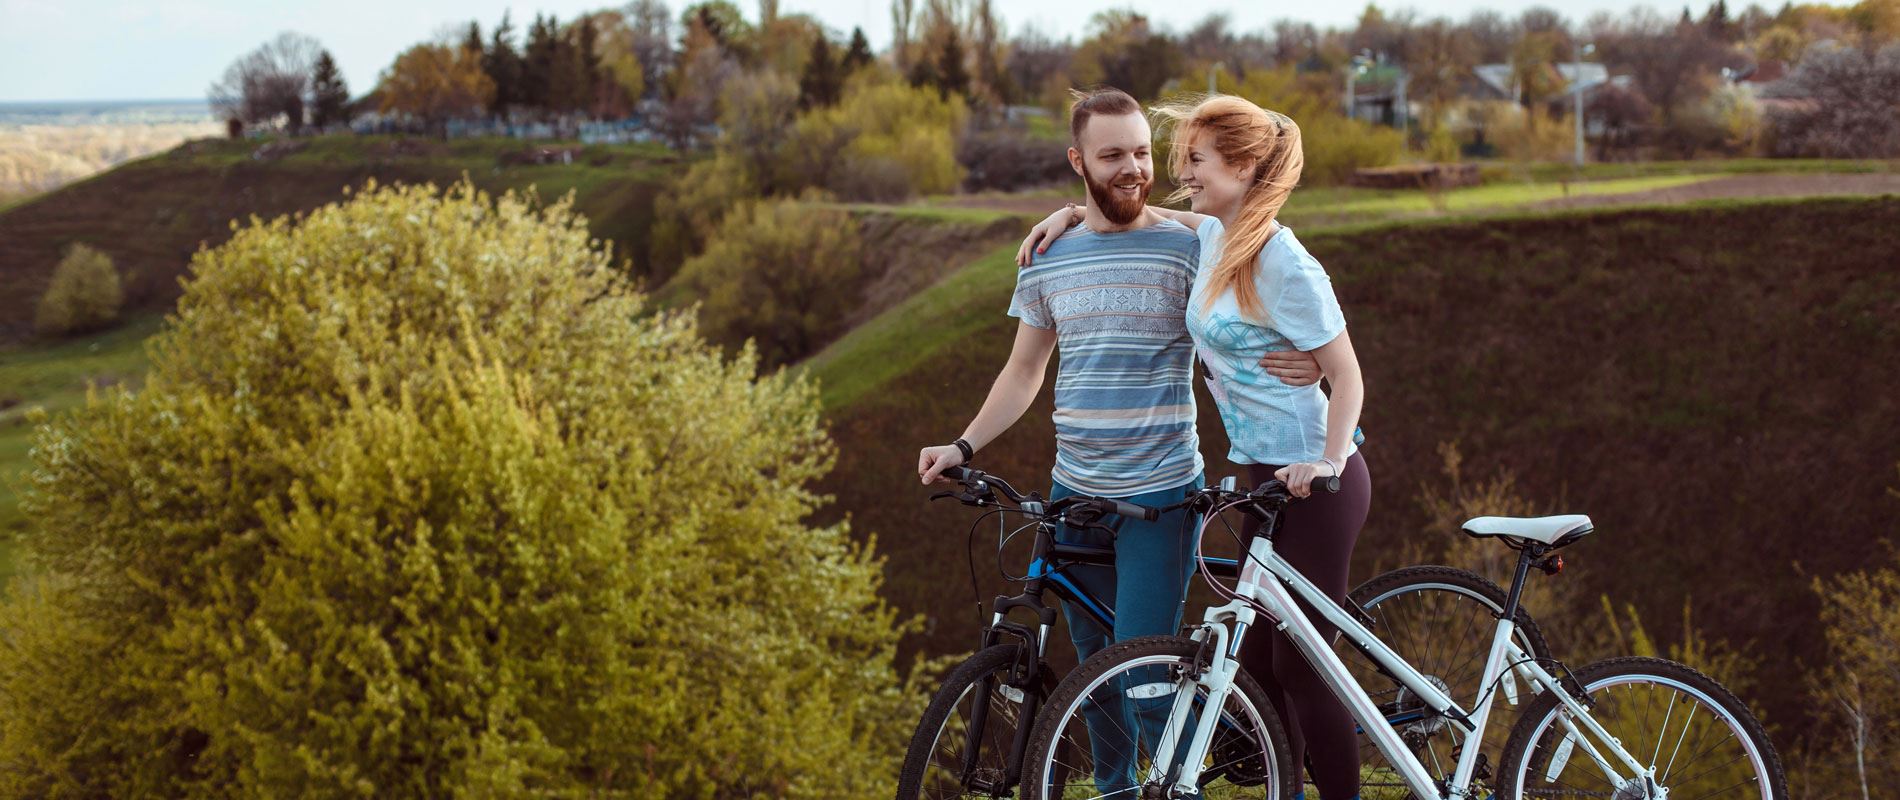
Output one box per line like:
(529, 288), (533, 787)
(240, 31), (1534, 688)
(671, 195), (864, 365)
(461, 20), (483, 56)
(481, 12), (524, 114)
(0, 181), (917, 797)
(33, 242), (122, 338)
(843, 26), (876, 74)
(720, 69), (802, 190)
(1073, 11), (1182, 101)
(800, 34), (843, 108)
(521, 13), (557, 112)
(310, 49), (353, 128)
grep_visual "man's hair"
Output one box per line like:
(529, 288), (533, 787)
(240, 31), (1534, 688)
(1068, 87), (1141, 144)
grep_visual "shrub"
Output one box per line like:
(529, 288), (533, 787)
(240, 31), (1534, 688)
(1805, 535), (1900, 795)
(33, 242), (123, 338)
(1475, 102), (1576, 163)
(957, 128), (1074, 193)
(670, 194), (864, 366)
(1, 180), (916, 797)
(1764, 42), (1900, 158)
(646, 153), (757, 283)
(785, 80), (968, 201)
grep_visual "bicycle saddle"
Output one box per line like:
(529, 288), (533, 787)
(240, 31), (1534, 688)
(1460, 514), (1595, 547)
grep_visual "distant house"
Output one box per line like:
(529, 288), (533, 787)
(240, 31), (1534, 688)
(1346, 63), (1410, 128)
(1467, 62), (1614, 105)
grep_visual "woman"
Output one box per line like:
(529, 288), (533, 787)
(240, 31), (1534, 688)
(1018, 94), (1370, 800)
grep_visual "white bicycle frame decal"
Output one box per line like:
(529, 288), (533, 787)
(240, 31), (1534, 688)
(1144, 532), (1660, 799)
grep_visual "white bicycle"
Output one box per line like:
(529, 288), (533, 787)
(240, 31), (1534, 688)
(1020, 476), (1786, 800)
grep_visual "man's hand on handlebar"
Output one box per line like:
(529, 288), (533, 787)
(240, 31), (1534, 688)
(918, 444), (967, 485)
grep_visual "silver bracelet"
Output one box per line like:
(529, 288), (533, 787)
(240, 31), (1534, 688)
(1320, 456), (1343, 476)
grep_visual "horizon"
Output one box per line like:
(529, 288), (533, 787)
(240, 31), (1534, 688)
(0, 0), (1810, 103)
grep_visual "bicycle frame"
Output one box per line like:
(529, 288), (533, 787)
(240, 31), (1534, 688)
(953, 499), (1241, 794)
(1149, 526), (1658, 798)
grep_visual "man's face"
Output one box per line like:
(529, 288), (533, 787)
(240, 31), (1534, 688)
(1068, 112), (1153, 225)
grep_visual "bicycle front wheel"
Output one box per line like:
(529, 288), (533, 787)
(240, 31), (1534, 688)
(1495, 656), (1787, 800)
(896, 643), (1053, 799)
(1019, 635), (1295, 800)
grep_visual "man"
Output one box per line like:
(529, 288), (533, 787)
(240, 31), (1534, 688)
(916, 87), (1321, 790)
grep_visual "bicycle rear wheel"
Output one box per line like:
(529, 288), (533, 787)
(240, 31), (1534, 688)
(1019, 635), (1295, 800)
(1495, 656), (1787, 800)
(896, 643), (1053, 799)
(1346, 565), (1555, 798)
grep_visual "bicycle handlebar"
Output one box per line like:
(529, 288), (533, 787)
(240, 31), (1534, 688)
(937, 465), (1159, 522)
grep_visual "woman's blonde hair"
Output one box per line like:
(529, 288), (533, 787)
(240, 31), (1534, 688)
(1154, 94), (1304, 318)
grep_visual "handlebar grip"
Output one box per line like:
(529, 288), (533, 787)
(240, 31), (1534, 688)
(1111, 499), (1159, 522)
(1311, 476), (1341, 494)
(941, 465), (970, 482)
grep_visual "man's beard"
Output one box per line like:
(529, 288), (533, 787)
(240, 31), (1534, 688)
(1084, 167), (1152, 225)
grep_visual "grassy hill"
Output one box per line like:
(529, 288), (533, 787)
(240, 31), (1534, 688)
(0, 135), (683, 343)
(809, 195), (1900, 735)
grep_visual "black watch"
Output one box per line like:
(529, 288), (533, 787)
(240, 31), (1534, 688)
(952, 438), (975, 463)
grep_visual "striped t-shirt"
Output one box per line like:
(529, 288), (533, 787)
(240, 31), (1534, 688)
(1007, 219), (1203, 497)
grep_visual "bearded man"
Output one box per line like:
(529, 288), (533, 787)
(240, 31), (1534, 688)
(915, 86), (1213, 790)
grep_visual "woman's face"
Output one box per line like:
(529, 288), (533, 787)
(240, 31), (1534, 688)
(1177, 131), (1250, 219)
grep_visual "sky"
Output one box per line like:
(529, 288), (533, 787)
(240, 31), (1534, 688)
(1, 0), (1729, 102)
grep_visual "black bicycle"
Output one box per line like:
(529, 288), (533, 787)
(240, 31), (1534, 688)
(895, 466), (1559, 800)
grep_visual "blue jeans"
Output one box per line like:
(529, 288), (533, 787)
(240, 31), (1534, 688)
(1052, 473), (1205, 793)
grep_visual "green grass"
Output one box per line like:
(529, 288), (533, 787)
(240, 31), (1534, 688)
(1501, 157), (1900, 183)
(821, 201), (1021, 224)
(0, 315), (161, 580)
(803, 243), (1021, 410)
(1286, 174), (1717, 220)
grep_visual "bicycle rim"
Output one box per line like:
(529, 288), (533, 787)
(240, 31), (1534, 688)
(1506, 672), (1776, 799)
(1032, 653), (1286, 799)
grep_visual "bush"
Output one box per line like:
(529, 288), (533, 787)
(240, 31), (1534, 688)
(33, 242), (123, 338)
(1806, 534), (1900, 794)
(671, 195), (864, 366)
(785, 80), (968, 201)
(1765, 42), (1900, 158)
(1475, 102), (1576, 163)
(646, 153), (757, 283)
(1, 181), (916, 797)
(957, 128), (1074, 193)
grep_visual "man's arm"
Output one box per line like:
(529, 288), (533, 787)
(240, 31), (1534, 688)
(1261, 350), (1323, 386)
(919, 322), (1059, 484)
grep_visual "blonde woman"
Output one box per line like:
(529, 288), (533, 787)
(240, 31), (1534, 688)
(1019, 94), (1369, 800)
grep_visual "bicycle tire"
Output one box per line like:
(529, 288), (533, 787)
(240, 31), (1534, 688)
(1495, 656), (1787, 800)
(895, 643), (1054, 799)
(1019, 634), (1296, 800)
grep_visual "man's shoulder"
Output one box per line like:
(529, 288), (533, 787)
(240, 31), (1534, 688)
(1040, 218), (1197, 262)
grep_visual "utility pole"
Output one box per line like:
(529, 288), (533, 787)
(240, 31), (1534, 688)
(1574, 42), (1595, 167)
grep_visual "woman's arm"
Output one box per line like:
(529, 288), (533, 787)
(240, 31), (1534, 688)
(1148, 206), (1210, 230)
(1274, 330), (1363, 497)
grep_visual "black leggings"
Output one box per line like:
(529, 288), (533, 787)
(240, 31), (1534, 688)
(1237, 452), (1371, 800)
